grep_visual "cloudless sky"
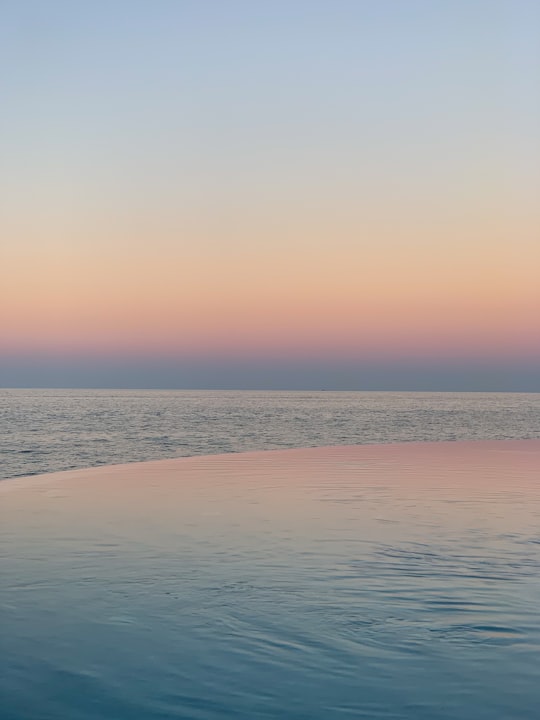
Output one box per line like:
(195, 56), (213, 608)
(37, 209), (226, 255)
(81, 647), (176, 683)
(1, 1), (539, 389)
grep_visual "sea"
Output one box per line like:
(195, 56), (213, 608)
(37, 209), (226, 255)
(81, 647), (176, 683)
(2, 388), (540, 480)
(2, 389), (540, 720)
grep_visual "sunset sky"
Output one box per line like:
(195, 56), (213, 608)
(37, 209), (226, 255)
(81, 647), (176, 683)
(2, 1), (539, 390)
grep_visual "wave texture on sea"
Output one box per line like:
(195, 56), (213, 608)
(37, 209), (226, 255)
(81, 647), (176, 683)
(2, 388), (540, 479)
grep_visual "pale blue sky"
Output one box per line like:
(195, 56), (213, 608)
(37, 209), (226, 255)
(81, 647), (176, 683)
(3, 0), (538, 223)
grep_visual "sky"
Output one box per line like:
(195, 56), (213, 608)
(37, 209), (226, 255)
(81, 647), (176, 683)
(1, 0), (539, 390)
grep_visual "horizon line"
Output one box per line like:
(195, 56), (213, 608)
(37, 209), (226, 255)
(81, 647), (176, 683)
(2, 386), (539, 394)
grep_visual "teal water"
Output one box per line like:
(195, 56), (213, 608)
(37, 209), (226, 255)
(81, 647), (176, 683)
(2, 441), (540, 719)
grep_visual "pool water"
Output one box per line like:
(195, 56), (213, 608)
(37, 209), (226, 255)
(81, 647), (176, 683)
(2, 440), (540, 719)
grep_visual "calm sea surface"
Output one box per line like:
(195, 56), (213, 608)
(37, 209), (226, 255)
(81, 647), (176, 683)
(2, 389), (540, 479)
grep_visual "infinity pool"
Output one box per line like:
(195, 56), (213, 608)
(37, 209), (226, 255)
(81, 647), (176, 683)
(2, 441), (540, 719)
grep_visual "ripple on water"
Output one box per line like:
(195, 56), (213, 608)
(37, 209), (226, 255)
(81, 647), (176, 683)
(1, 442), (540, 719)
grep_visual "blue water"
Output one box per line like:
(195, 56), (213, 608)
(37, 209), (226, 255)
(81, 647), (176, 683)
(2, 389), (540, 479)
(2, 441), (540, 719)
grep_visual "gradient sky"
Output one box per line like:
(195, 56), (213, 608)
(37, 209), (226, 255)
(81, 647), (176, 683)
(1, 0), (539, 390)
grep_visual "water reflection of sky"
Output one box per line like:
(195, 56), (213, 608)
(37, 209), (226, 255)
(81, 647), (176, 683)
(2, 440), (540, 719)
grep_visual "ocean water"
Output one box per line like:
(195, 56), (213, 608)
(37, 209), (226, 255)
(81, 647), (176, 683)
(2, 389), (540, 479)
(2, 441), (540, 720)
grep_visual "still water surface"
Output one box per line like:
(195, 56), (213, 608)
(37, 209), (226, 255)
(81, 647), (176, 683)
(2, 441), (540, 719)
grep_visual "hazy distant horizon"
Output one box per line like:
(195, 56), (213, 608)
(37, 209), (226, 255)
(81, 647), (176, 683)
(3, 387), (540, 394)
(1, 356), (538, 393)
